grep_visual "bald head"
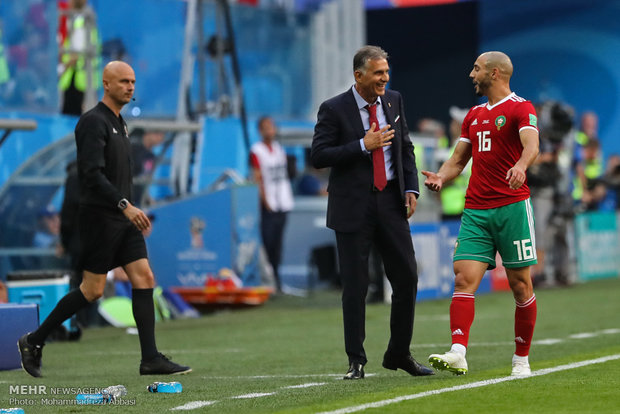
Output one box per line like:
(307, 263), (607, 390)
(479, 51), (513, 81)
(101, 61), (135, 114)
(103, 61), (134, 82)
(470, 51), (514, 102)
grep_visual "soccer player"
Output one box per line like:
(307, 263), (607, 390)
(422, 51), (539, 377)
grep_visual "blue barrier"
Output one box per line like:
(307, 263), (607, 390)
(0, 303), (38, 370)
(411, 220), (492, 301)
(575, 211), (620, 281)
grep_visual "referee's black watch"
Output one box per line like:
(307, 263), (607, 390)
(117, 198), (129, 211)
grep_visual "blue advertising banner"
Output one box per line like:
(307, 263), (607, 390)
(411, 219), (490, 301)
(146, 185), (260, 289)
(575, 212), (620, 281)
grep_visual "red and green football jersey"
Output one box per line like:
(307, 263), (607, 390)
(460, 92), (538, 209)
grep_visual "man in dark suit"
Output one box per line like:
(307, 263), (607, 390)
(311, 45), (434, 379)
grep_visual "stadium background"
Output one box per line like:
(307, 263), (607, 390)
(1, 1), (620, 412)
(1, 0), (619, 300)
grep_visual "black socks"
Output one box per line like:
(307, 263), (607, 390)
(28, 289), (90, 345)
(132, 288), (159, 360)
(27, 287), (160, 362)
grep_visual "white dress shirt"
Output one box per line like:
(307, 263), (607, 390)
(352, 86), (395, 182)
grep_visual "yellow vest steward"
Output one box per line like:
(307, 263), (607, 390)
(58, 15), (100, 92)
(0, 29), (9, 84)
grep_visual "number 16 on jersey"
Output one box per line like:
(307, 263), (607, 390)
(477, 130), (491, 152)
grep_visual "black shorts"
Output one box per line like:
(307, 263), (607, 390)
(79, 206), (148, 274)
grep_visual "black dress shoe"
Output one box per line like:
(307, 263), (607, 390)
(382, 354), (435, 376)
(343, 362), (365, 380)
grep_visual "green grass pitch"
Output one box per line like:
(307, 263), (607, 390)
(2, 277), (620, 413)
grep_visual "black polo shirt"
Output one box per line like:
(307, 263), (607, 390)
(75, 102), (133, 213)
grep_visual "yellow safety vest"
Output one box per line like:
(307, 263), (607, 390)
(58, 15), (100, 92)
(572, 159), (603, 200)
(0, 29), (9, 84)
(441, 175), (468, 216)
(438, 139), (469, 217)
(572, 131), (602, 200)
(575, 131), (589, 146)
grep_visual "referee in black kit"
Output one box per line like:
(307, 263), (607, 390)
(18, 61), (191, 377)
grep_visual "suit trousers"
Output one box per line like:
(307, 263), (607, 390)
(335, 182), (418, 365)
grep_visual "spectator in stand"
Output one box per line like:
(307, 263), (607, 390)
(58, 0), (100, 116)
(604, 154), (620, 210)
(574, 138), (606, 212)
(297, 149), (328, 196)
(130, 127), (165, 207)
(572, 111), (602, 208)
(249, 116), (294, 293)
(33, 205), (61, 252)
(528, 103), (559, 286)
(576, 111), (598, 146)
(438, 107), (471, 221)
(33, 205), (67, 270)
(531, 100), (575, 287)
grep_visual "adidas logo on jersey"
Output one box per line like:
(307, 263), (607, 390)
(515, 336), (526, 343)
(471, 119), (478, 125)
(452, 329), (464, 336)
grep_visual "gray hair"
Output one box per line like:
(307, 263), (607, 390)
(353, 45), (388, 74)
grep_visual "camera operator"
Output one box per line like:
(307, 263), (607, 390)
(527, 101), (575, 286)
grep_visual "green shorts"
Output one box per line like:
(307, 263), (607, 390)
(454, 198), (537, 269)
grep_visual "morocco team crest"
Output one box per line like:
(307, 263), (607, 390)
(495, 115), (506, 131)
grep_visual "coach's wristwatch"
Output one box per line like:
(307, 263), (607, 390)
(117, 198), (129, 211)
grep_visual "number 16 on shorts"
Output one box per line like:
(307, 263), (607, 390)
(513, 239), (534, 261)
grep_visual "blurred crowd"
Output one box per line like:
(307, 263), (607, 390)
(0, 0), (56, 110)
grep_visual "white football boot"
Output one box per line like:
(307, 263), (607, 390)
(428, 351), (468, 375)
(511, 354), (532, 377)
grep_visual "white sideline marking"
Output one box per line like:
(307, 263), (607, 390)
(83, 348), (242, 356)
(202, 373), (342, 379)
(170, 327), (618, 410)
(316, 354), (620, 414)
(171, 401), (216, 410)
(171, 382), (331, 410)
(284, 382), (327, 389)
(533, 338), (563, 345)
(414, 327), (619, 349)
(233, 392), (276, 399)
(87, 327), (620, 358)
(416, 314), (451, 321)
(201, 373), (376, 380)
(569, 332), (597, 339)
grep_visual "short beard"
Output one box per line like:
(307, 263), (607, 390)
(475, 77), (491, 97)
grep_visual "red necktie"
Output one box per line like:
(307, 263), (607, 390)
(367, 103), (387, 191)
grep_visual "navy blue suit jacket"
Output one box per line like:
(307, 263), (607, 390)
(311, 88), (419, 232)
